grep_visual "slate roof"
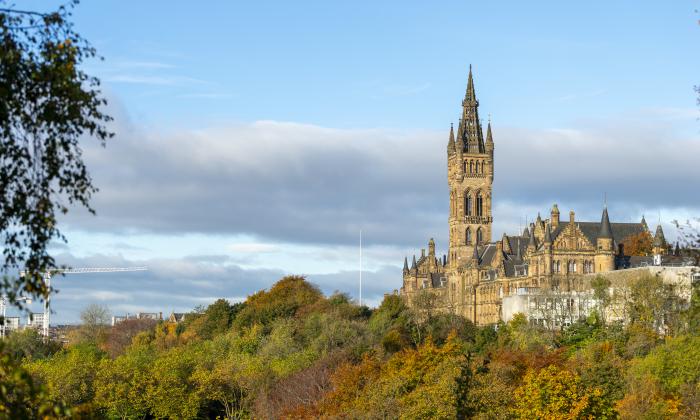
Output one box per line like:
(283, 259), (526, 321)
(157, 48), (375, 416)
(550, 221), (646, 246)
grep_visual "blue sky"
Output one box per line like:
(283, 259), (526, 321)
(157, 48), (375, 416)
(12, 1), (700, 323)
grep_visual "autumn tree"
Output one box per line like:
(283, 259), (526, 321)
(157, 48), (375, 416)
(0, 1), (112, 309)
(621, 231), (653, 256)
(514, 365), (615, 419)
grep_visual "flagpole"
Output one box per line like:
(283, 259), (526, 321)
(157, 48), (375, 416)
(359, 229), (363, 306)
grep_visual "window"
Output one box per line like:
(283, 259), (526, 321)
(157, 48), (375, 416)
(466, 194), (473, 216)
(476, 228), (483, 244)
(469, 160), (473, 174)
(476, 192), (483, 216)
(466, 228), (472, 245)
(475, 161), (480, 174)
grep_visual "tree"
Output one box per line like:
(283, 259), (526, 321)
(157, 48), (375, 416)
(0, 1), (112, 308)
(232, 276), (322, 331)
(621, 231), (653, 256)
(3, 328), (61, 361)
(0, 342), (68, 418)
(592, 275), (612, 325)
(104, 318), (157, 358)
(514, 365), (615, 419)
(93, 345), (155, 419)
(72, 303), (111, 345)
(186, 298), (242, 340)
(24, 342), (105, 408)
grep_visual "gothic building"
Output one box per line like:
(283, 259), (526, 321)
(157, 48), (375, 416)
(400, 67), (672, 326)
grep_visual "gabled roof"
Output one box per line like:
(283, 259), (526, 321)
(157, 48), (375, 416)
(550, 221), (646, 246)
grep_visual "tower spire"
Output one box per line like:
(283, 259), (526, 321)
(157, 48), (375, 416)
(599, 207), (613, 239)
(447, 123), (455, 155)
(458, 65), (484, 153)
(465, 64), (477, 104)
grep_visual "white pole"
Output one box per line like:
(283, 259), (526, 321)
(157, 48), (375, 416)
(359, 229), (363, 307)
(43, 272), (50, 339)
(1, 296), (6, 339)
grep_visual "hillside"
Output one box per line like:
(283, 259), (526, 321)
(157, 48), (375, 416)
(3, 274), (700, 419)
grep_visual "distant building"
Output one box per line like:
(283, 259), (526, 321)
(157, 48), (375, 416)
(168, 312), (187, 323)
(2, 316), (20, 333)
(112, 312), (163, 326)
(27, 312), (46, 329)
(400, 68), (699, 327)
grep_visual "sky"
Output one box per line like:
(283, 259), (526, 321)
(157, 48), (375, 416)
(12, 0), (700, 323)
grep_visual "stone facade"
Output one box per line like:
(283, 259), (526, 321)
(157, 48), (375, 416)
(399, 68), (693, 326)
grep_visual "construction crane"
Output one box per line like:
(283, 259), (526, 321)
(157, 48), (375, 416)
(22, 267), (148, 338)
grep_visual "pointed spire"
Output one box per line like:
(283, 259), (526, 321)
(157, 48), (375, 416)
(411, 255), (417, 269)
(447, 123), (455, 155)
(653, 225), (666, 247)
(403, 257), (409, 272)
(458, 65), (484, 153)
(522, 226), (530, 238)
(674, 241), (680, 256)
(464, 64), (476, 104)
(599, 207), (613, 239)
(528, 226), (537, 249)
(486, 120), (493, 145)
(641, 215), (649, 231)
(516, 238), (522, 260)
(544, 223), (553, 244)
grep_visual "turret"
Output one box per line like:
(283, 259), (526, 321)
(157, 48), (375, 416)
(543, 222), (553, 246)
(403, 257), (409, 274)
(428, 238), (436, 257)
(411, 255), (417, 271)
(502, 233), (511, 254)
(527, 226), (537, 252)
(595, 206), (615, 272)
(550, 204), (560, 229)
(652, 224), (667, 258)
(447, 123), (455, 156)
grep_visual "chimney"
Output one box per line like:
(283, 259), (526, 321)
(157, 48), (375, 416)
(551, 204), (560, 229)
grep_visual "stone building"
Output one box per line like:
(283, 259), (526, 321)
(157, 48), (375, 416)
(400, 67), (691, 326)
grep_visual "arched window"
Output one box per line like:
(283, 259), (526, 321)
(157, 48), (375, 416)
(466, 228), (472, 245)
(469, 160), (473, 174)
(465, 193), (473, 216)
(476, 228), (483, 244)
(475, 161), (480, 174)
(476, 192), (483, 216)
(462, 161), (466, 173)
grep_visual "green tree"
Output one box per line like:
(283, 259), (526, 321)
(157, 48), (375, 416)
(24, 342), (105, 408)
(3, 328), (61, 361)
(233, 276), (322, 331)
(0, 342), (68, 418)
(184, 299), (243, 340)
(93, 345), (155, 419)
(0, 1), (112, 308)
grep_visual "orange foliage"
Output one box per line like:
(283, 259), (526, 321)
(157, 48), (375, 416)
(621, 231), (653, 256)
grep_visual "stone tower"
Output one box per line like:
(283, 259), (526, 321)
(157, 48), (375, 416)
(447, 66), (494, 267)
(594, 206), (616, 272)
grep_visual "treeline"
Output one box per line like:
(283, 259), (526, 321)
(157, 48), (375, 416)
(3, 274), (700, 418)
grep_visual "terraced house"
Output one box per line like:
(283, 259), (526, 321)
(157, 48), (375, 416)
(400, 68), (693, 326)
